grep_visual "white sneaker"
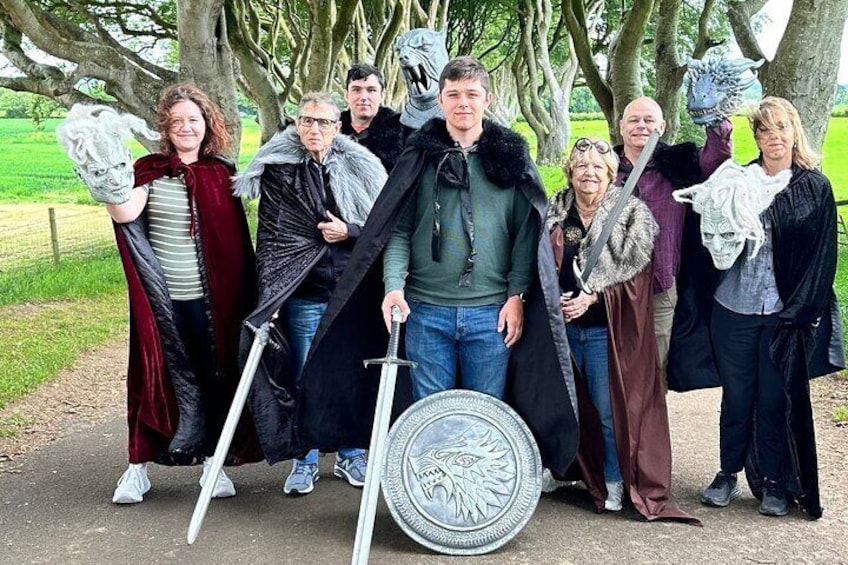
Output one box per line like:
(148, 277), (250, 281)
(112, 463), (151, 504)
(200, 459), (236, 499)
(605, 480), (624, 512)
(541, 468), (577, 493)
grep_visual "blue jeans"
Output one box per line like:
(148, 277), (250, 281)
(285, 297), (363, 465)
(405, 299), (510, 402)
(566, 324), (621, 483)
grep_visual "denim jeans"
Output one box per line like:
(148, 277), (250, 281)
(405, 298), (510, 402)
(566, 324), (621, 483)
(285, 297), (363, 465)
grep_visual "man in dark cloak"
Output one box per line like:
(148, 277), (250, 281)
(297, 57), (579, 478)
(340, 63), (406, 172)
(233, 93), (387, 494)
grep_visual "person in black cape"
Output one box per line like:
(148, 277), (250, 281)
(671, 97), (845, 519)
(297, 57), (579, 478)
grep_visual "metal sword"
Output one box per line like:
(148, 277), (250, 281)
(573, 128), (661, 293)
(187, 314), (278, 545)
(351, 305), (416, 565)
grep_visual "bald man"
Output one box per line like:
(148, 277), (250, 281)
(616, 97), (732, 381)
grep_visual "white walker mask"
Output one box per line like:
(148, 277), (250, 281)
(56, 104), (159, 204)
(673, 160), (792, 270)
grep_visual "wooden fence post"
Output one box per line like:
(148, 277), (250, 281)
(48, 207), (60, 265)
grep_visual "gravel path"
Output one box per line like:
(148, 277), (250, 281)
(1, 338), (846, 564)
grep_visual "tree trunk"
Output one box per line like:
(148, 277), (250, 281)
(730, 0), (848, 151)
(178, 0), (241, 158)
(513, 0), (577, 165)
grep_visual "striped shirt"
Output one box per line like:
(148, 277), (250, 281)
(145, 177), (204, 300)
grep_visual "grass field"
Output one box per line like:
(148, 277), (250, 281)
(2, 116), (848, 202)
(1, 115), (846, 419)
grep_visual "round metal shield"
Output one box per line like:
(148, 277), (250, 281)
(381, 390), (542, 555)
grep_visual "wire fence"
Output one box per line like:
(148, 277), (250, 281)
(0, 204), (116, 273)
(1, 200), (846, 276)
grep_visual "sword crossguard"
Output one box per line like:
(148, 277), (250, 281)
(363, 357), (417, 369)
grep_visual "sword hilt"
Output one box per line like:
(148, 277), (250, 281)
(388, 305), (403, 358)
(363, 306), (417, 368)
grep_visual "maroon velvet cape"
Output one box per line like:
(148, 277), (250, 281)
(552, 227), (699, 524)
(115, 153), (261, 464)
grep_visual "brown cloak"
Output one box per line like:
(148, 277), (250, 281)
(550, 197), (698, 524)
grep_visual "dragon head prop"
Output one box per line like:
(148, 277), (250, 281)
(685, 57), (764, 127)
(395, 28), (449, 129)
(673, 160), (791, 269)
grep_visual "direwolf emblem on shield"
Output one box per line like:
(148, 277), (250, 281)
(410, 430), (515, 523)
(382, 390), (542, 556)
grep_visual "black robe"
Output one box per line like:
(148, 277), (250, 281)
(297, 118), (580, 476)
(668, 164), (845, 518)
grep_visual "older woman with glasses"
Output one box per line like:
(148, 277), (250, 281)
(546, 137), (697, 522)
(234, 92), (387, 496)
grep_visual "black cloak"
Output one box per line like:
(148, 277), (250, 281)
(232, 128), (387, 465)
(668, 164), (845, 518)
(340, 106), (408, 172)
(297, 118), (580, 476)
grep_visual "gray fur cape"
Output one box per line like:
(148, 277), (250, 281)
(233, 126), (387, 464)
(547, 186), (658, 291)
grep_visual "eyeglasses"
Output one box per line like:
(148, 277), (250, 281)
(571, 138), (611, 155)
(298, 116), (338, 131)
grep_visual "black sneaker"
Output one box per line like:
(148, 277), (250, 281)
(701, 471), (742, 507)
(759, 480), (789, 516)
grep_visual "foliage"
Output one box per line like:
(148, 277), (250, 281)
(0, 88), (29, 118)
(833, 405), (848, 423)
(0, 249), (126, 307)
(28, 96), (61, 132)
(571, 87), (602, 114)
(835, 85), (848, 107)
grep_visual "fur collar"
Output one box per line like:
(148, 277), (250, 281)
(232, 125), (387, 225)
(340, 106), (401, 136)
(615, 141), (701, 189)
(407, 118), (533, 189)
(548, 186), (658, 291)
(339, 106), (406, 168)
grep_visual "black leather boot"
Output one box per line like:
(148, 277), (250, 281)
(167, 367), (206, 465)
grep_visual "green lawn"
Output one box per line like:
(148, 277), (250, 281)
(0, 115), (847, 415)
(2, 116), (848, 202)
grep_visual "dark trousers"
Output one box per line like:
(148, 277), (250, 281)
(710, 302), (787, 480)
(172, 298), (218, 454)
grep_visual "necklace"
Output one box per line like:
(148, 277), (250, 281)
(574, 200), (600, 215)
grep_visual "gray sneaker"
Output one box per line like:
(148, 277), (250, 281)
(334, 453), (367, 488)
(701, 471), (742, 507)
(283, 460), (319, 495)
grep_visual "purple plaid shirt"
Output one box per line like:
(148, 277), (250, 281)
(615, 120), (732, 294)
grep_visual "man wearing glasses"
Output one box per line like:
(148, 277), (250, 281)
(341, 63), (407, 171)
(234, 92), (387, 496)
(616, 97), (732, 382)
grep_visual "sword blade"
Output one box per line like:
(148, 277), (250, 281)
(576, 128), (661, 291)
(187, 322), (271, 545)
(351, 360), (400, 565)
(351, 306), (412, 565)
